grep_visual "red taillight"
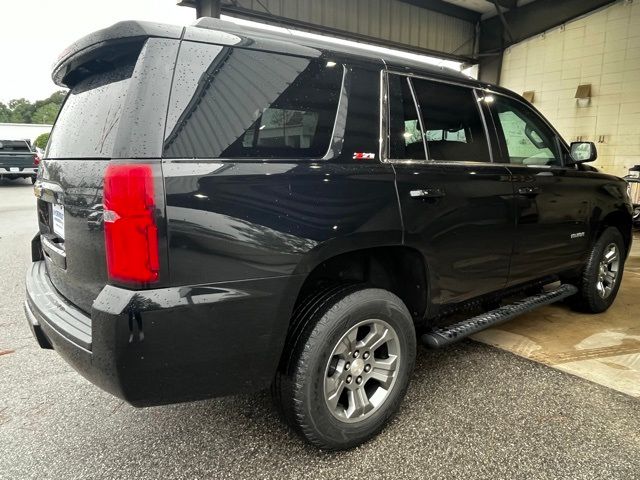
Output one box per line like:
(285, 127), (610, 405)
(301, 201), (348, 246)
(33, 154), (40, 166)
(103, 164), (159, 283)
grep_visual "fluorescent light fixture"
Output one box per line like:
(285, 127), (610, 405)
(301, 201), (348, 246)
(218, 15), (464, 73)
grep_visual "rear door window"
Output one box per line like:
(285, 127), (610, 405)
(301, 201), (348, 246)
(163, 43), (344, 159)
(411, 78), (490, 163)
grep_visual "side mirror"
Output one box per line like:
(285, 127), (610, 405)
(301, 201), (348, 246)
(570, 141), (597, 163)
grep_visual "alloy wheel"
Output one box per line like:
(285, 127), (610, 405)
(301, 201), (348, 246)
(596, 242), (620, 299)
(324, 319), (401, 423)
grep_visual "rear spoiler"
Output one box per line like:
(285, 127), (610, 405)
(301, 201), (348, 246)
(52, 21), (184, 88)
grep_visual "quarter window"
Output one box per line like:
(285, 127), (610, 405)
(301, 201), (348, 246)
(164, 43), (344, 159)
(489, 95), (561, 167)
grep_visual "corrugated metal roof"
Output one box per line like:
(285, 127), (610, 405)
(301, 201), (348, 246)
(226, 0), (476, 58)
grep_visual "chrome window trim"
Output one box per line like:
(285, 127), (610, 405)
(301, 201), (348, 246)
(379, 68), (389, 164)
(472, 88), (494, 164)
(382, 70), (495, 166)
(386, 69), (480, 90)
(406, 76), (429, 161)
(321, 64), (350, 160)
(163, 56), (348, 163)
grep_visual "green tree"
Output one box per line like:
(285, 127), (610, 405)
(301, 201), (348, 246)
(8, 98), (35, 123)
(32, 90), (66, 111)
(0, 102), (10, 123)
(47, 90), (67, 105)
(31, 102), (59, 124)
(34, 132), (50, 150)
(0, 90), (67, 125)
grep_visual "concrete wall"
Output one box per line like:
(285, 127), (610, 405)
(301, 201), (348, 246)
(499, 1), (640, 177)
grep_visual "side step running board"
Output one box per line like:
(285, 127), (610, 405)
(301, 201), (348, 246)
(421, 284), (578, 348)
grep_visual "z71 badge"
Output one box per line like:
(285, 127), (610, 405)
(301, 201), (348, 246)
(353, 152), (376, 160)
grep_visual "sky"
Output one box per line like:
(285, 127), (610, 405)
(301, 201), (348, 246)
(0, 0), (465, 104)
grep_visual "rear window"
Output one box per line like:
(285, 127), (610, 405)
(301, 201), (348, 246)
(46, 63), (134, 159)
(163, 43), (344, 159)
(0, 140), (30, 152)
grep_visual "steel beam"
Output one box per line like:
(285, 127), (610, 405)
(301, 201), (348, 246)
(218, 4), (477, 63)
(397, 0), (480, 22)
(483, 0), (617, 46)
(479, 0), (617, 83)
(493, 0), (518, 10)
(178, 0), (483, 63)
(177, 0), (221, 18)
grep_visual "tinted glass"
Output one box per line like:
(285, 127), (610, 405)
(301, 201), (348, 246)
(490, 95), (561, 166)
(163, 43), (343, 159)
(46, 63), (134, 159)
(388, 74), (426, 160)
(0, 140), (30, 152)
(412, 79), (490, 162)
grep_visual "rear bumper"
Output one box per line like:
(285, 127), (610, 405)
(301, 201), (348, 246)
(25, 261), (302, 406)
(1, 167), (37, 175)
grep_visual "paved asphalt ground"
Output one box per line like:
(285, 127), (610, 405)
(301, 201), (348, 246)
(1, 178), (639, 479)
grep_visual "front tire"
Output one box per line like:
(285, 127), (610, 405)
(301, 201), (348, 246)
(571, 227), (626, 313)
(273, 286), (416, 450)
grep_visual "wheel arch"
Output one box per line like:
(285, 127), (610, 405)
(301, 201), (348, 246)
(597, 209), (633, 256)
(291, 244), (431, 326)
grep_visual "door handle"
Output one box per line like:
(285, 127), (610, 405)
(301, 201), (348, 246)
(410, 188), (445, 199)
(517, 186), (541, 196)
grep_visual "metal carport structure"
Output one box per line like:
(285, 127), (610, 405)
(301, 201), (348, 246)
(178, 0), (620, 82)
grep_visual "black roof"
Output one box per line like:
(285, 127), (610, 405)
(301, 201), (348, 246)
(54, 19), (501, 91)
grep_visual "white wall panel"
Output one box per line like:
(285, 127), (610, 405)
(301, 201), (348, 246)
(500, 1), (640, 177)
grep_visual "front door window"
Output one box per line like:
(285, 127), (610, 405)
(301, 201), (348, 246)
(489, 95), (562, 167)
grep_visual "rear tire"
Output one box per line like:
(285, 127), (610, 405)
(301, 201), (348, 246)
(272, 285), (416, 450)
(571, 227), (625, 313)
(30, 176), (36, 184)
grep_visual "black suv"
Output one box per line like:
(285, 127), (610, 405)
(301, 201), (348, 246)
(25, 19), (633, 450)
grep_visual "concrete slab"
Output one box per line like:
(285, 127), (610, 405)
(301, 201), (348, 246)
(473, 233), (640, 397)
